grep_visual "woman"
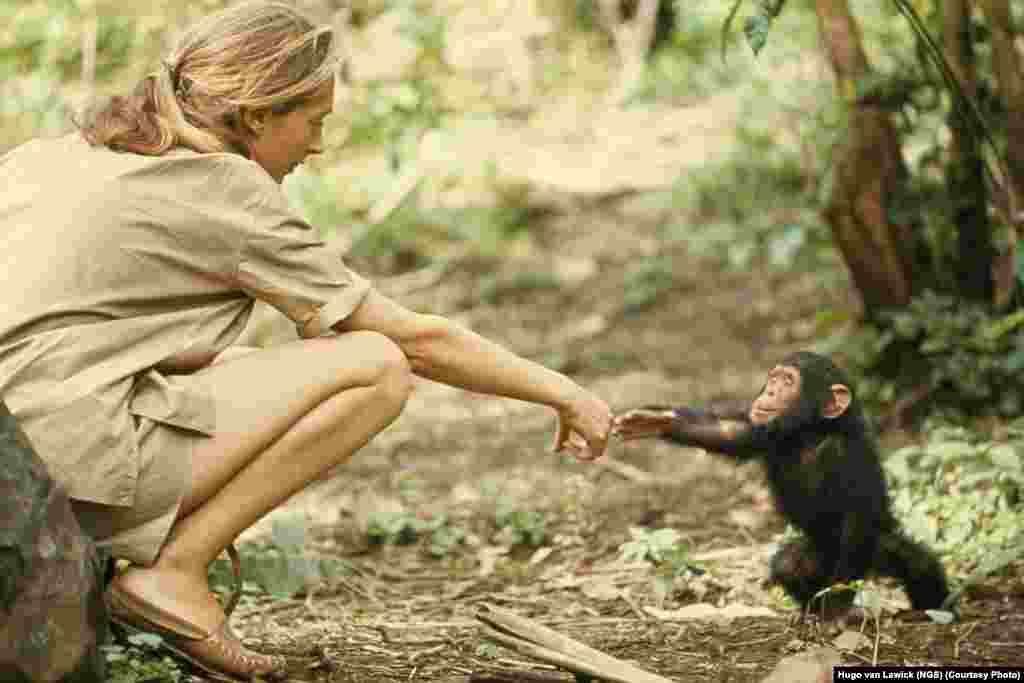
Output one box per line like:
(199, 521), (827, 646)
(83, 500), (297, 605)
(0, 2), (612, 678)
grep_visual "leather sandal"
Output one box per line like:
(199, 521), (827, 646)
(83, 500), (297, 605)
(107, 544), (288, 681)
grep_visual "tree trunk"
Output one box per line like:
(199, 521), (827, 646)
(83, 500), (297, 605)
(979, 0), (1024, 189)
(813, 0), (918, 314)
(978, 0), (1024, 307)
(945, 0), (994, 303)
(596, 0), (662, 104)
(0, 400), (108, 683)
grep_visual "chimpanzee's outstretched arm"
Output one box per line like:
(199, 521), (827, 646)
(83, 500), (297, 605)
(660, 407), (762, 461)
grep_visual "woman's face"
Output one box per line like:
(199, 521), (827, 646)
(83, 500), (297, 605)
(247, 79), (334, 183)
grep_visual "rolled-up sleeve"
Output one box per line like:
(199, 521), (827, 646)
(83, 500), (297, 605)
(227, 160), (371, 337)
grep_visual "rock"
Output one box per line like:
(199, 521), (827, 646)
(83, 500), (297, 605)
(760, 646), (842, 683)
(0, 400), (108, 683)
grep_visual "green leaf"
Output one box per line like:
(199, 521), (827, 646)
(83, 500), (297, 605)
(926, 609), (956, 624)
(978, 310), (1024, 341)
(271, 513), (306, 553)
(926, 440), (976, 462)
(743, 14), (770, 55)
(1006, 348), (1024, 372)
(987, 444), (1023, 471)
(126, 632), (164, 649)
(653, 575), (674, 602)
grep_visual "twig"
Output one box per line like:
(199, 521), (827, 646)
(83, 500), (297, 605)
(496, 657), (559, 670)
(954, 621), (979, 660)
(409, 644), (447, 663)
(620, 590), (650, 622)
(732, 633), (788, 647)
(844, 650), (873, 664)
(872, 612), (882, 666)
(595, 455), (655, 484)
(476, 604), (677, 683)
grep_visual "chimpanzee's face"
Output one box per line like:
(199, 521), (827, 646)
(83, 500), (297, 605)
(749, 365), (802, 425)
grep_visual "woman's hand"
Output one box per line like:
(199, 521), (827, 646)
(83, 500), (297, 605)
(552, 389), (613, 461)
(611, 407), (676, 441)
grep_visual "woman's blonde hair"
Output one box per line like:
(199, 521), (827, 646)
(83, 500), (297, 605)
(77, 1), (337, 156)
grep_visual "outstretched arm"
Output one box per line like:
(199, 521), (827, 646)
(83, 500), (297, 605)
(614, 405), (760, 460)
(335, 288), (612, 461)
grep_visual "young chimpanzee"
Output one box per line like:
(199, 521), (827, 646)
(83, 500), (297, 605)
(613, 351), (950, 613)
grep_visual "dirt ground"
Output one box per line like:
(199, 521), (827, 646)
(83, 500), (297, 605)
(203, 202), (1024, 682)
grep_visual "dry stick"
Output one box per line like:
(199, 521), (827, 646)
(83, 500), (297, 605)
(595, 454), (655, 485)
(954, 621), (979, 660)
(872, 617), (881, 666)
(476, 604), (677, 683)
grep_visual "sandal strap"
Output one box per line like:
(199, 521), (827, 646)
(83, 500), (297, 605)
(223, 543), (242, 617)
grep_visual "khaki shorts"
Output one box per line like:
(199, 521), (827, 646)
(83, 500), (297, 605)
(70, 416), (195, 567)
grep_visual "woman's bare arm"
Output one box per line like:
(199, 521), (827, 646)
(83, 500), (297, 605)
(334, 288), (611, 459)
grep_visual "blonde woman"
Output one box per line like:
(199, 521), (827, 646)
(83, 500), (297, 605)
(0, 1), (612, 678)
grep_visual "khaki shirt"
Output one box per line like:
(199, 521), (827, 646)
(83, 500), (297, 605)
(0, 134), (371, 506)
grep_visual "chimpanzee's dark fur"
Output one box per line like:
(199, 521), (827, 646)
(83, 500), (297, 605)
(654, 352), (950, 611)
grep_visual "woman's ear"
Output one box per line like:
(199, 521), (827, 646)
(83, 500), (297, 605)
(239, 107), (268, 137)
(822, 384), (852, 419)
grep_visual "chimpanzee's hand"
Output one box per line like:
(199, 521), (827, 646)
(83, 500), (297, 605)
(611, 407), (676, 441)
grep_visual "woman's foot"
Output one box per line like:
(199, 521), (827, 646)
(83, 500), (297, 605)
(107, 563), (287, 680)
(111, 564), (224, 634)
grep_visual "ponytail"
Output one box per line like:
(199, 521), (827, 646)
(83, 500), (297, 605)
(74, 1), (337, 158)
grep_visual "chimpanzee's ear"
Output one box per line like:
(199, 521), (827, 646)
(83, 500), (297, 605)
(822, 384), (852, 419)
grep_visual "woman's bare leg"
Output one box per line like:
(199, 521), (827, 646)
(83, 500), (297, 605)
(115, 331), (412, 631)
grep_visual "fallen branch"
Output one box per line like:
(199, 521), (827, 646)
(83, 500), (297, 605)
(595, 454), (655, 484)
(475, 604), (677, 683)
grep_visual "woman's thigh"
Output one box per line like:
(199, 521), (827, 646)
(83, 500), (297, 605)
(181, 331), (409, 514)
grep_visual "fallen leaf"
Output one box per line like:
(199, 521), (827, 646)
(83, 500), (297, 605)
(833, 630), (870, 652)
(760, 646), (841, 683)
(581, 575), (623, 601)
(528, 547), (554, 566)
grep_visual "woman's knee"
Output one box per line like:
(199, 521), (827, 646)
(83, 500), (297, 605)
(329, 330), (413, 403)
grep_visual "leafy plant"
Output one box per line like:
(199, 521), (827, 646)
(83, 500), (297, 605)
(0, 1), (137, 82)
(621, 255), (674, 315)
(620, 527), (704, 603)
(366, 510), (422, 546)
(478, 271), (561, 305)
(366, 510), (466, 558)
(207, 514), (352, 600)
(494, 498), (547, 547)
(345, 79), (443, 155)
(838, 291), (1024, 420)
(658, 126), (835, 274)
(476, 641), (500, 659)
(105, 632), (182, 683)
(620, 527), (683, 563)
(425, 515), (467, 558)
(884, 420), (1024, 583)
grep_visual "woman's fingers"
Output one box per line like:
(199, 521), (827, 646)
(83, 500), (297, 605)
(551, 414), (572, 453)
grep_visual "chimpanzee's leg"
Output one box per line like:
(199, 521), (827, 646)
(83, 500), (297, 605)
(874, 531), (951, 610)
(770, 537), (854, 610)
